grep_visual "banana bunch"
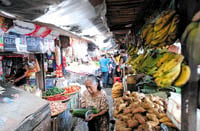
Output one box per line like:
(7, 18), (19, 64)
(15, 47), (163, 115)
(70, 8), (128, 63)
(153, 54), (184, 87)
(181, 20), (200, 64)
(112, 82), (123, 98)
(137, 50), (163, 75)
(141, 10), (180, 48)
(127, 46), (139, 65)
(131, 53), (148, 73)
(174, 64), (191, 87)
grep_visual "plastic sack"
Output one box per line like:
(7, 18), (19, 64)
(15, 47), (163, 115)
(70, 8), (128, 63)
(167, 92), (200, 130)
(167, 92), (181, 129)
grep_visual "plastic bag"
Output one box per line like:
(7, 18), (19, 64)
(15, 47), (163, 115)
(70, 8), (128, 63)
(167, 93), (181, 129)
(167, 93), (200, 130)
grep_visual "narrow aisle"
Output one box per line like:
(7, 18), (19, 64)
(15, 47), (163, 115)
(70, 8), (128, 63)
(103, 88), (114, 131)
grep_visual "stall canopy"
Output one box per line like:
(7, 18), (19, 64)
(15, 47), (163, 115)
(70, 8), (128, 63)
(0, 0), (111, 43)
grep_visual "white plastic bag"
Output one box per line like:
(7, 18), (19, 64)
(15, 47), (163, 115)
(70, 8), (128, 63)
(167, 92), (181, 129)
(167, 92), (200, 130)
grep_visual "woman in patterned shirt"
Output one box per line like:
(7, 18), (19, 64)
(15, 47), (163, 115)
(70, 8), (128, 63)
(80, 75), (109, 131)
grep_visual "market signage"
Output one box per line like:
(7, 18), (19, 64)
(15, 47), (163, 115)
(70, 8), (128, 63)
(3, 34), (17, 52)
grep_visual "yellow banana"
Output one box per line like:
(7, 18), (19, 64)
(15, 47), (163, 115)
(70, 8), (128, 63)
(156, 52), (175, 67)
(141, 24), (154, 39)
(155, 63), (181, 87)
(174, 64), (191, 87)
(154, 23), (171, 40)
(161, 54), (184, 73)
(150, 34), (169, 47)
(168, 15), (179, 34)
(145, 31), (153, 45)
(154, 10), (176, 32)
(154, 54), (184, 78)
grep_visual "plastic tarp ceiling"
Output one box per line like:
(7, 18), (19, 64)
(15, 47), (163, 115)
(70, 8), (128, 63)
(0, 0), (110, 38)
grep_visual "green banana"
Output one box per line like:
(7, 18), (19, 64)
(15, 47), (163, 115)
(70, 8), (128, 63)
(181, 22), (199, 44)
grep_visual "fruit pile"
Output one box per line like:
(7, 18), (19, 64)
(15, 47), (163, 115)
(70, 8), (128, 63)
(114, 92), (176, 131)
(127, 50), (191, 88)
(64, 85), (81, 94)
(141, 10), (180, 48)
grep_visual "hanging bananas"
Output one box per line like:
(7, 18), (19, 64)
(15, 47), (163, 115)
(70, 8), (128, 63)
(140, 10), (180, 48)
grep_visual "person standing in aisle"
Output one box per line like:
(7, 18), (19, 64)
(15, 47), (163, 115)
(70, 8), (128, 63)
(99, 54), (109, 88)
(80, 75), (109, 131)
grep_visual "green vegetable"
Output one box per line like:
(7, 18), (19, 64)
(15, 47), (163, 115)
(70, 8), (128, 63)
(70, 108), (99, 118)
(42, 87), (65, 96)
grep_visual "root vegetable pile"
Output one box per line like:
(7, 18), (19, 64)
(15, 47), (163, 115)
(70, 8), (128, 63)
(113, 92), (176, 131)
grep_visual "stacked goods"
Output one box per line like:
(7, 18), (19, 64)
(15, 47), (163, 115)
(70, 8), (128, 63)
(127, 49), (191, 88)
(181, 11), (200, 64)
(141, 10), (180, 48)
(114, 92), (176, 131)
(112, 82), (123, 98)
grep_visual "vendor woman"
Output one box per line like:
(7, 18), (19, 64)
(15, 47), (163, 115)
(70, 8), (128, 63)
(14, 64), (29, 86)
(80, 75), (109, 131)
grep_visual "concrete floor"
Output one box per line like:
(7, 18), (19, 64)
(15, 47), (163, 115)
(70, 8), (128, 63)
(103, 88), (115, 131)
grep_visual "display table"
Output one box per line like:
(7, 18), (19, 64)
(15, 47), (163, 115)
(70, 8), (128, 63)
(50, 92), (79, 131)
(0, 83), (51, 131)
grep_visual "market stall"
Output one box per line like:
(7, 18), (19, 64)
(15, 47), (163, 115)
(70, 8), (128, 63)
(0, 14), (86, 131)
(110, 1), (200, 130)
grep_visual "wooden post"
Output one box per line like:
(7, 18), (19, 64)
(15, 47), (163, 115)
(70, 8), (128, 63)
(181, 60), (198, 131)
(35, 54), (45, 91)
(181, 33), (198, 130)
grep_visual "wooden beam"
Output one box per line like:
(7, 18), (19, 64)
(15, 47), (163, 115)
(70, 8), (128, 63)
(106, 0), (143, 2)
(110, 18), (135, 23)
(107, 1), (144, 6)
(107, 7), (143, 12)
(36, 54), (45, 91)
(110, 26), (133, 31)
